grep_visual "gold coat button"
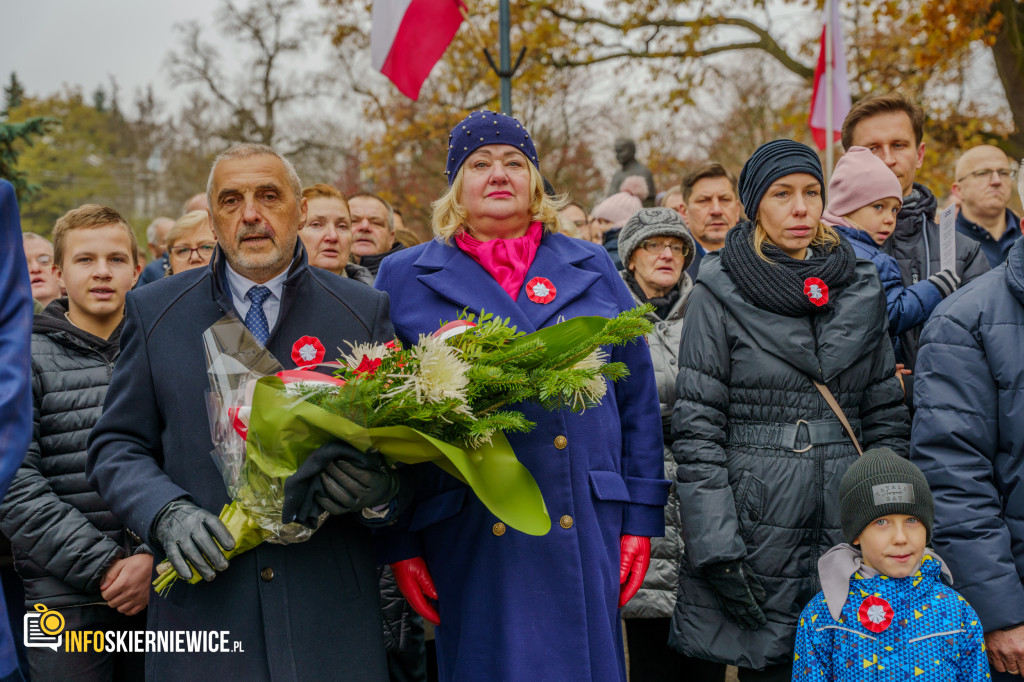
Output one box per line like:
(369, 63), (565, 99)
(492, 522), (506, 536)
(554, 435), (568, 449)
(559, 515), (573, 529)
(260, 567), (274, 582)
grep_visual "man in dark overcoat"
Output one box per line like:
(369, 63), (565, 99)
(87, 144), (397, 682)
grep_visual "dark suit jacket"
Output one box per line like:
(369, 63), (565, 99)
(87, 245), (393, 682)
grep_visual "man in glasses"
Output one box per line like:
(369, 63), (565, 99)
(953, 145), (1021, 267)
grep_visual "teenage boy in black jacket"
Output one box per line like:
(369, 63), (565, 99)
(0, 205), (149, 682)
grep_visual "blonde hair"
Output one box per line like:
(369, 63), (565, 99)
(166, 210), (212, 251)
(430, 159), (569, 243)
(753, 220), (841, 262)
(53, 204), (139, 267)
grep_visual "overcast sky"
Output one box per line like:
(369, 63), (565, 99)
(0, 0), (230, 103)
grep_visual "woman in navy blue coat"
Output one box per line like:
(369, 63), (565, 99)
(374, 111), (669, 681)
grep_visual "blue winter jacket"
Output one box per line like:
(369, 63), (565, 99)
(910, 237), (1024, 632)
(833, 224), (943, 340)
(793, 555), (988, 681)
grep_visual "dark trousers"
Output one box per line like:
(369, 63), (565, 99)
(623, 617), (727, 681)
(26, 605), (145, 682)
(737, 662), (793, 682)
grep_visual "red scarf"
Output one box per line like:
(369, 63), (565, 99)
(455, 222), (543, 299)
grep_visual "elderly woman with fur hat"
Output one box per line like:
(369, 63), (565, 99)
(372, 111), (668, 682)
(667, 139), (909, 680)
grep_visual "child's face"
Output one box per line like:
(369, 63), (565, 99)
(854, 513), (927, 578)
(55, 224), (140, 323)
(845, 197), (902, 245)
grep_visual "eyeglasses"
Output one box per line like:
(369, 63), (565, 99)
(641, 240), (686, 256)
(170, 243), (216, 260)
(29, 254), (53, 266)
(957, 168), (1017, 182)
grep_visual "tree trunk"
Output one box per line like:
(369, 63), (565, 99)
(991, 0), (1024, 159)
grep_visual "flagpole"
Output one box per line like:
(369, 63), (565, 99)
(498, 0), (512, 113)
(824, 0), (835, 184)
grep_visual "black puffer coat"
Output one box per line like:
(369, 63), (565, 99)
(882, 183), (989, 377)
(0, 300), (144, 608)
(668, 253), (909, 669)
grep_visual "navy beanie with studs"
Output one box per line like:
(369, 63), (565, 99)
(445, 110), (539, 186)
(738, 139), (824, 222)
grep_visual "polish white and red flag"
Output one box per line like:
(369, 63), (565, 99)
(371, 0), (465, 100)
(808, 0), (852, 150)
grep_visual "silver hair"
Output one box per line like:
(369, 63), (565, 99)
(206, 143), (302, 210)
(22, 232), (52, 245)
(146, 217), (175, 245)
(349, 192), (395, 232)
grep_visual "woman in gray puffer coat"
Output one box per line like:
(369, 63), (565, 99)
(667, 141), (909, 681)
(617, 208), (727, 681)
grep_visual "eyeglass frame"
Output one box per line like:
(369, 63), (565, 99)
(956, 167), (1018, 183)
(169, 242), (217, 261)
(640, 239), (688, 256)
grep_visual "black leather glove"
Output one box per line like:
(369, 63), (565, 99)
(283, 440), (399, 527)
(152, 499), (235, 582)
(704, 559), (767, 630)
(316, 445), (399, 516)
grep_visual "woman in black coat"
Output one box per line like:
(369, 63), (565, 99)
(667, 140), (909, 680)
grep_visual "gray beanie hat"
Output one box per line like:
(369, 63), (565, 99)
(618, 207), (696, 271)
(839, 447), (934, 544)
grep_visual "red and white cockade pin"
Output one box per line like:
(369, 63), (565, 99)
(526, 277), (557, 304)
(291, 335), (326, 367)
(803, 277), (829, 307)
(858, 595), (894, 633)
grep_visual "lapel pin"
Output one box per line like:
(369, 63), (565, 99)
(526, 277), (557, 304)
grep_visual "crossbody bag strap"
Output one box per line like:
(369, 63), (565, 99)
(811, 380), (864, 456)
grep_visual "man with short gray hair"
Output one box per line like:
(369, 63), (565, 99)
(88, 143), (397, 682)
(135, 216), (175, 287)
(349, 192), (404, 279)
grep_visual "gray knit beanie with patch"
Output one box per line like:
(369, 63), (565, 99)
(839, 447), (934, 544)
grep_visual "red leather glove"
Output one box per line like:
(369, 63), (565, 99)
(391, 557), (441, 625)
(618, 535), (651, 608)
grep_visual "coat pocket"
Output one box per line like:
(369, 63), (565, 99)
(589, 470), (631, 502)
(734, 470), (765, 543)
(409, 487), (468, 532)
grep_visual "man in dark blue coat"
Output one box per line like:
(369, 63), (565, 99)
(87, 144), (397, 682)
(911, 236), (1024, 681)
(952, 145), (1021, 268)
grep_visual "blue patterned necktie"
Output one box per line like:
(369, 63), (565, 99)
(244, 285), (271, 346)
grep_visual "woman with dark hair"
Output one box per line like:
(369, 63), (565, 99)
(668, 140), (909, 680)
(374, 111), (668, 682)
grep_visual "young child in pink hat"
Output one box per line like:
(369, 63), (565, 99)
(822, 147), (960, 367)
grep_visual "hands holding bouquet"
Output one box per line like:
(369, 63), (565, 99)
(152, 306), (654, 595)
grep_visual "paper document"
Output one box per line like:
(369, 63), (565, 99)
(939, 204), (956, 274)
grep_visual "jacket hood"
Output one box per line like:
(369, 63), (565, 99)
(1006, 237), (1024, 308)
(34, 298), (122, 357)
(817, 543), (952, 621)
(697, 252), (888, 381)
(895, 183), (938, 238)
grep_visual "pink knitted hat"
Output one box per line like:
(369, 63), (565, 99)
(826, 146), (903, 217)
(591, 192), (643, 229)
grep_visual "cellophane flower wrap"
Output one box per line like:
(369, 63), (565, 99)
(153, 306), (654, 595)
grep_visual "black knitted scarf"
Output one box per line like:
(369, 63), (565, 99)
(622, 270), (680, 320)
(720, 221), (856, 317)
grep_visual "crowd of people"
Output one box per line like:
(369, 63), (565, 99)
(0, 88), (1020, 682)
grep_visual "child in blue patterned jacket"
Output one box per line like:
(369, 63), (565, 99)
(792, 448), (989, 681)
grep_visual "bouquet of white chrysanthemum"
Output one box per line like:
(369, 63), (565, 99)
(153, 306), (653, 596)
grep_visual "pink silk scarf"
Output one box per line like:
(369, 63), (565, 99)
(455, 221), (544, 299)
